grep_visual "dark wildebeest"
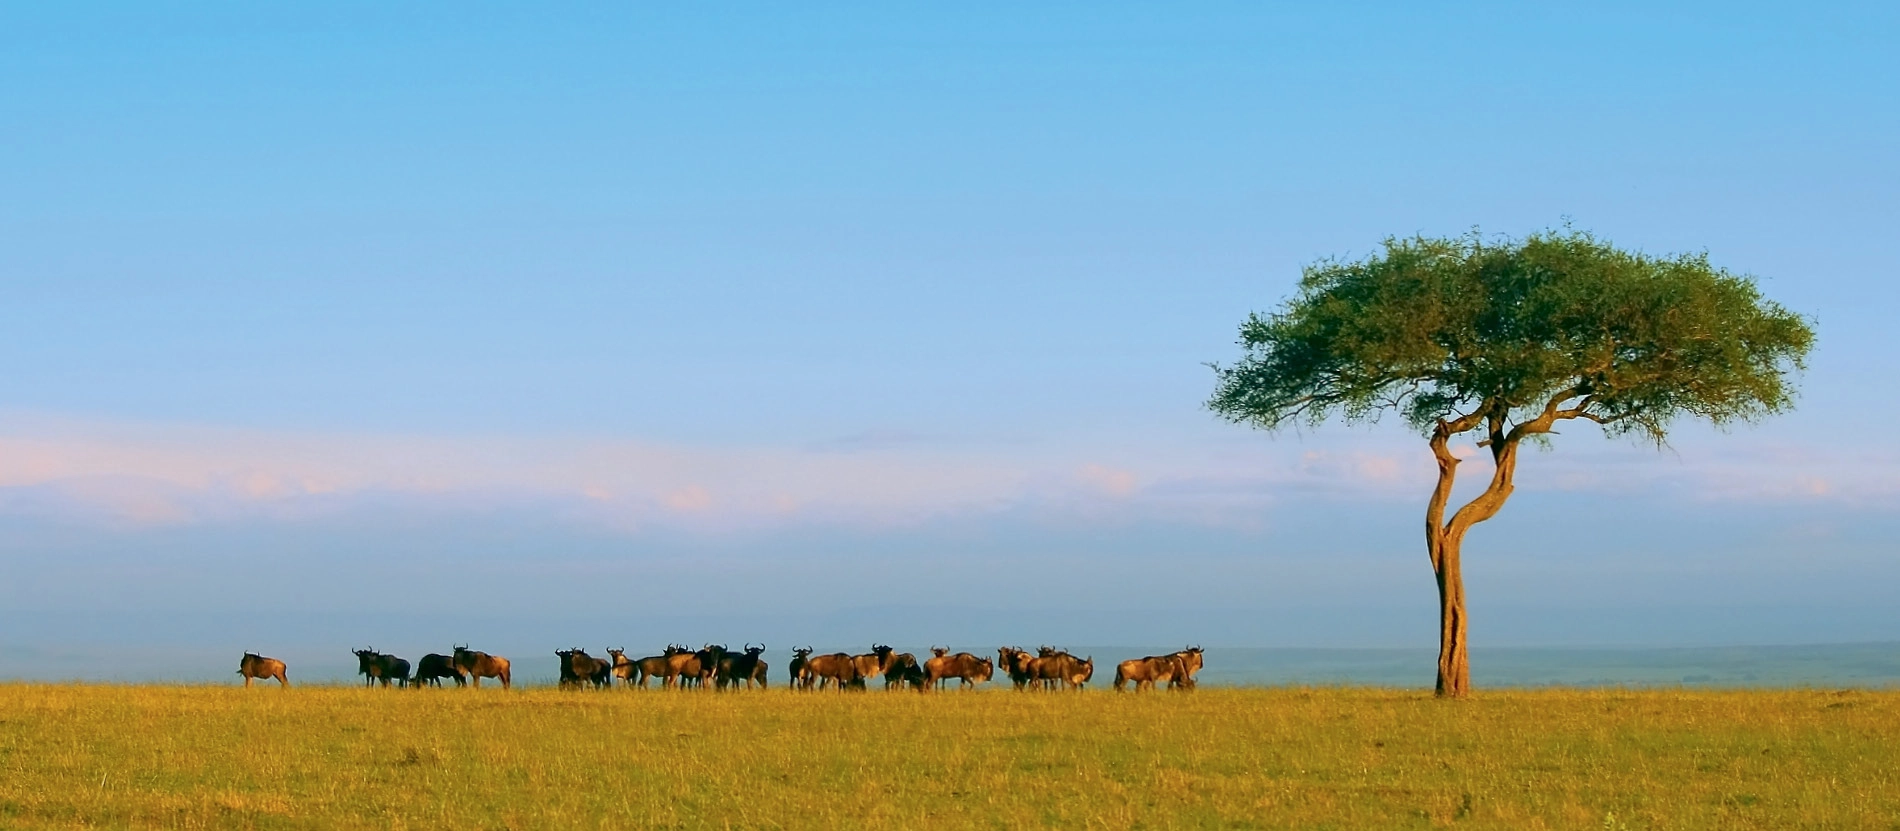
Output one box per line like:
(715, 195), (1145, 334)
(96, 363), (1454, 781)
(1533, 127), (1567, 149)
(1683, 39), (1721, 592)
(452, 644), (512, 690)
(1113, 653), (1189, 692)
(557, 648), (611, 690)
(884, 652), (925, 691)
(803, 651), (862, 691)
(715, 643), (769, 690)
(379, 653), (412, 688)
(788, 647), (814, 688)
(237, 652), (288, 688)
(924, 651), (994, 690)
(693, 644), (729, 688)
(412, 653), (464, 688)
(353, 647), (386, 688)
(998, 647), (1036, 690)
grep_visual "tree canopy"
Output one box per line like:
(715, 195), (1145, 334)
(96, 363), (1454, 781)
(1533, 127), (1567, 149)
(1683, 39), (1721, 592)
(1209, 229), (1813, 447)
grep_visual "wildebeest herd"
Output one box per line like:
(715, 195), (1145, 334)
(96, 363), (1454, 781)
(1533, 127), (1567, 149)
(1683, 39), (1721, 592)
(237, 644), (1206, 691)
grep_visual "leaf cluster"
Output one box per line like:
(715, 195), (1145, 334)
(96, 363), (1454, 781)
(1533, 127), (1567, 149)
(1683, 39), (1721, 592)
(1208, 229), (1814, 445)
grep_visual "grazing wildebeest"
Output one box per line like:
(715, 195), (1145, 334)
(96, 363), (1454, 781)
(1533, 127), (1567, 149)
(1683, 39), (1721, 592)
(884, 652), (926, 691)
(924, 651), (993, 690)
(556, 648), (611, 690)
(412, 653), (464, 688)
(788, 647), (814, 688)
(237, 652), (288, 688)
(452, 644), (512, 690)
(1113, 654), (1189, 692)
(998, 647), (1036, 690)
(803, 651), (862, 691)
(715, 644), (769, 690)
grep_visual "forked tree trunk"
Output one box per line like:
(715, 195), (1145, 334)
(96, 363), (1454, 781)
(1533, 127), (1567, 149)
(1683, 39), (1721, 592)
(1426, 414), (1523, 699)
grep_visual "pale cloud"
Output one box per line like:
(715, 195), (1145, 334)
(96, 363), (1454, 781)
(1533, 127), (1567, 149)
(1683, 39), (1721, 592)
(1076, 464), (1138, 497)
(0, 413), (1888, 533)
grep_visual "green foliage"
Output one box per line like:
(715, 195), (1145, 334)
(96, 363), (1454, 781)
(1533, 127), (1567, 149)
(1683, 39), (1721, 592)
(1208, 229), (1814, 445)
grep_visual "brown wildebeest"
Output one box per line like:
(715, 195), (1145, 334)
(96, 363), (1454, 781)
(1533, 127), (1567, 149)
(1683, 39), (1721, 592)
(803, 651), (862, 691)
(452, 644), (511, 689)
(715, 643), (768, 690)
(1027, 647), (1086, 691)
(924, 651), (994, 690)
(1168, 646), (1205, 689)
(664, 646), (705, 689)
(237, 652), (288, 688)
(607, 648), (635, 686)
(628, 645), (687, 689)
(848, 645), (896, 689)
(556, 648), (611, 690)
(788, 647), (814, 688)
(1113, 654), (1188, 692)
(1069, 656), (1095, 688)
(412, 653), (464, 688)
(883, 652), (925, 691)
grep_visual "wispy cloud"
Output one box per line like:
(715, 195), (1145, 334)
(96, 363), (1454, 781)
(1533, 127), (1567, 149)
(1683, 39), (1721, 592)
(0, 413), (1887, 532)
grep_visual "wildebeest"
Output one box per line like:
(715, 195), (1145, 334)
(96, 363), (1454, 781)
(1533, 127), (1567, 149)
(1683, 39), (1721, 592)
(557, 648), (611, 690)
(848, 645), (896, 688)
(998, 647), (1036, 690)
(924, 651), (994, 690)
(452, 644), (512, 690)
(788, 647), (814, 688)
(693, 644), (729, 688)
(353, 648), (411, 688)
(802, 651), (863, 691)
(715, 643), (769, 690)
(624, 645), (688, 689)
(1027, 647), (1088, 691)
(884, 652), (925, 691)
(1168, 646), (1205, 689)
(1068, 655), (1095, 688)
(412, 653), (464, 688)
(664, 645), (706, 689)
(237, 652), (288, 688)
(1113, 653), (1189, 692)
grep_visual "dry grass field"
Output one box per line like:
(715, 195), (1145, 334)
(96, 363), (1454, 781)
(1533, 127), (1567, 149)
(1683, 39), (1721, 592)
(0, 683), (1895, 829)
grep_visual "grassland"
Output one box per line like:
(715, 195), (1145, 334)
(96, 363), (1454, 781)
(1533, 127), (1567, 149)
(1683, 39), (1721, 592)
(0, 683), (1895, 829)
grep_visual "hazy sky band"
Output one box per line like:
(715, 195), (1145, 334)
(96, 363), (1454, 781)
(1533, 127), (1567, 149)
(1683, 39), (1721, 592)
(1, 3), (1895, 650)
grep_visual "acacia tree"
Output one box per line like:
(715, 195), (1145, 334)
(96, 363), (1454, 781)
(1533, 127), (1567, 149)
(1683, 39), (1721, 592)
(1207, 229), (1813, 697)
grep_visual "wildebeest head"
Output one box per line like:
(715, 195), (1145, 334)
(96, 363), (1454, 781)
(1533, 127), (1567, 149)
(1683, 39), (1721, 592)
(791, 646), (813, 659)
(930, 646), (949, 658)
(744, 643), (765, 658)
(353, 648), (380, 673)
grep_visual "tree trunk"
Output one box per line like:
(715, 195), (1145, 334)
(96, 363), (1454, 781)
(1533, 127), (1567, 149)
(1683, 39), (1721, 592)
(1433, 534), (1470, 697)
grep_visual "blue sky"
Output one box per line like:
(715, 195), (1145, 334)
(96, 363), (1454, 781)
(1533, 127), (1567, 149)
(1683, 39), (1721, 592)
(3, 4), (1897, 673)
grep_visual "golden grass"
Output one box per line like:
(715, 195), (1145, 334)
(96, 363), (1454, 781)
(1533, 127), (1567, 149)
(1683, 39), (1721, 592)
(0, 683), (1895, 829)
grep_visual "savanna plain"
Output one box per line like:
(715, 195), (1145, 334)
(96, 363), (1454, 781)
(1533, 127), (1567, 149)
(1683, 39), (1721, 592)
(1, 684), (1894, 830)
